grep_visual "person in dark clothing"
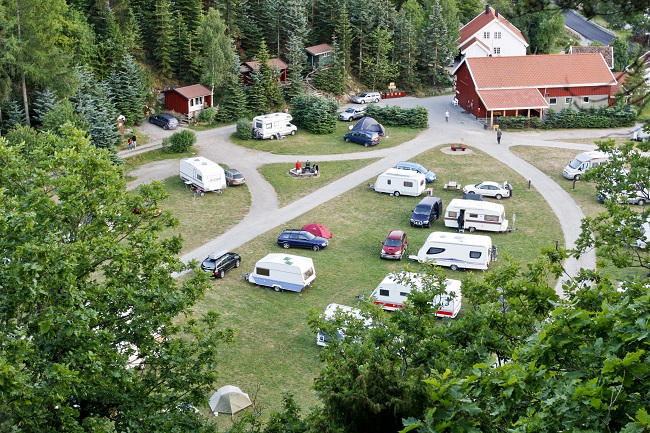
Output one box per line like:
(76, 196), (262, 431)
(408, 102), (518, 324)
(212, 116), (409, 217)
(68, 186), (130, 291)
(497, 129), (502, 144)
(131, 135), (137, 149)
(457, 210), (465, 232)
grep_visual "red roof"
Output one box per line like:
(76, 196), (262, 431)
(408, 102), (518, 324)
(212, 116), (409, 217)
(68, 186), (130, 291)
(459, 6), (527, 47)
(305, 44), (333, 56)
(477, 88), (549, 110)
(240, 58), (288, 72)
(168, 84), (212, 99)
(466, 53), (617, 89)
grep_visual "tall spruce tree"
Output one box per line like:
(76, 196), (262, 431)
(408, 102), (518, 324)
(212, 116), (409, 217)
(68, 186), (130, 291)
(246, 67), (269, 114)
(32, 88), (60, 128)
(3, 100), (27, 132)
(393, 10), (419, 91)
(363, 27), (398, 90)
(256, 40), (285, 111)
(285, 34), (306, 102)
(109, 54), (148, 125)
(417, 0), (453, 87)
(152, 0), (175, 79)
(333, 4), (353, 79)
(216, 49), (249, 122)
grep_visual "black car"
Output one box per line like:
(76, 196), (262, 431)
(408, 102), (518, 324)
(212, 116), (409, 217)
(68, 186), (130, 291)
(277, 229), (328, 251)
(149, 113), (179, 130)
(200, 251), (241, 278)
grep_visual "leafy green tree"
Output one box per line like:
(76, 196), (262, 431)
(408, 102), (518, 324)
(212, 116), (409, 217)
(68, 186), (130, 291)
(362, 27), (398, 90)
(0, 125), (234, 432)
(512, 6), (565, 54)
(289, 95), (337, 134)
(236, 0), (265, 57)
(41, 99), (89, 135)
(109, 54), (148, 126)
(611, 36), (633, 72)
(455, 0), (483, 23)
(198, 8), (234, 96)
(162, 129), (197, 153)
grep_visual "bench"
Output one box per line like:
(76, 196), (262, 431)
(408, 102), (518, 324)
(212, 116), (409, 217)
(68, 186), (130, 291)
(444, 181), (461, 190)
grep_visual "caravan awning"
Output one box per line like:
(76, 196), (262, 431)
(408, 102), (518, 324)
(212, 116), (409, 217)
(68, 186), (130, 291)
(477, 88), (549, 111)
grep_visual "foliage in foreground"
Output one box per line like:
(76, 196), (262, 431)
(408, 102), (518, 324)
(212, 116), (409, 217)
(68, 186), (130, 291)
(0, 125), (233, 432)
(162, 129), (197, 154)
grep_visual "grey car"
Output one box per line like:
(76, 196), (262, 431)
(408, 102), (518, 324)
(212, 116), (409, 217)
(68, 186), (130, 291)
(149, 113), (179, 130)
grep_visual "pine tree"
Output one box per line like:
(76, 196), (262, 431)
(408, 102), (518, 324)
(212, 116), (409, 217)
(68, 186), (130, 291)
(153, 0), (175, 79)
(3, 100), (27, 131)
(417, 0), (453, 87)
(333, 4), (353, 79)
(217, 50), (249, 122)
(393, 10), (420, 91)
(32, 88), (60, 128)
(256, 40), (285, 111)
(236, 0), (264, 57)
(363, 27), (398, 90)
(246, 68), (269, 114)
(285, 34), (305, 102)
(109, 54), (148, 125)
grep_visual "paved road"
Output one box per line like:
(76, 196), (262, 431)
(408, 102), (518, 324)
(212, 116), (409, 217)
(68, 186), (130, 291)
(125, 96), (635, 295)
(564, 10), (615, 45)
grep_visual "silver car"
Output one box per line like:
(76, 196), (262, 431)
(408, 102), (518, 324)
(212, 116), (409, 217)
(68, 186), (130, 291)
(351, 92), (381, 104)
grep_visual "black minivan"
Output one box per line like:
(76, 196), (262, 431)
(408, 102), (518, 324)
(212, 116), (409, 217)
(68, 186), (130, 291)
(410, 196), (443, 228)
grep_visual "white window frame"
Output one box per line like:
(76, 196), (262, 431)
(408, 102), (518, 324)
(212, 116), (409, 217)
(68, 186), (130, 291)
(582, 96), (590, 103)
(549, 98), (557, 105)
(565, 97), (573, 104)
(493, 47), (501, 55)
(494, 31), (502, 39)
(483, 31), (490, 39)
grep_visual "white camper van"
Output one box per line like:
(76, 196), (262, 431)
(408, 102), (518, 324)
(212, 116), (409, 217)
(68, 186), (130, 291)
(370, 273), (462, 318)
(252, 112), (298, 139)
(243, 253), (315, 292)
(372, 168), (426, 197)
(444, 198), (509, 233)
(409, 231), (495, 271)
(316, 303), (371, 347)
(563, 151), (609, 180)
(179, 157), (227, 195)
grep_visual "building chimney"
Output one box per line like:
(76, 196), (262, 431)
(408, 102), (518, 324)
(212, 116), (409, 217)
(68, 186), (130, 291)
(485, 4), (489, 14)
(496, 10), (499, 17)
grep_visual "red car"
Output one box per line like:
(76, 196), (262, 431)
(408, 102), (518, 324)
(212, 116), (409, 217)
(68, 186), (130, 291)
(380, 230), (408, 260)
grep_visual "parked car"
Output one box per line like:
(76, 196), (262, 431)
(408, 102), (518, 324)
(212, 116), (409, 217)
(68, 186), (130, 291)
(343, 131), (380, 147)
(463, 181), (512, 199)
(339, 106), (367, 121)
(598, 189), (648, 206)
(200, 251), (242, 278)
(380, 230), (408, 260)
(149, 113), (179, 130)
(352, 92), (381, 104)
(225, 168), (246, 186)
(631, 126), (650, 142)
(277, 229), (329, 251)
(396, 161), (436, 182)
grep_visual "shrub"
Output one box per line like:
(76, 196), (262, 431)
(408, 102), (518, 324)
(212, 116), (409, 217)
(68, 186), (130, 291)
(365, 105), (428, 128)
(161, 130), (197, 154)
(197, 107), (216, 123)
(290, 95), (338, 134)
(499, 105), (637, 130)
(235, 119), (253, 140)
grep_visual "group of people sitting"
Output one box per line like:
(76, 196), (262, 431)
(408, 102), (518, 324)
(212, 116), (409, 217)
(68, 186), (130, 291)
(295, 160), (319, 174)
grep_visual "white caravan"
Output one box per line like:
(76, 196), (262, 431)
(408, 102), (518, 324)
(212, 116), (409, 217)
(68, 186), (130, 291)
(244, 253), (315, 292)
(444, 198), (509, 233)
(563, 151), (609, 180)
(372, 168), (426, 197)
(252, 112), (298, 139)
(179, 157), (227, 194)
(370, 273), (462, 318)
(316, 303), (371, 347)
(409, 231), (495, 271)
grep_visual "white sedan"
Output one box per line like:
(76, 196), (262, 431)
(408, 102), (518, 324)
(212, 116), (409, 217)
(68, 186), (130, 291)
(463, 181), (512, 199)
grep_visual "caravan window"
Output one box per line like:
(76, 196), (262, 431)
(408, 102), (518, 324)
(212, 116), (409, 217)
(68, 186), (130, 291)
(399, 292), (408, 297)
(256, 267), (270, 276)
(379, 289), (390, 297)
(448, 211), (457, 218)
(469, 251), (482, 259)
(404, 181), (413, 187)
(197, 174), (203, 181)
(387, 180), (392, 185)
(303, 267), (314, 280)
(266, 122), (273, 129)
(426, 247), (445, 255)
(469, 213), (478, 218)
(484, 215), (499, 222)
(255, 120), (263, 128)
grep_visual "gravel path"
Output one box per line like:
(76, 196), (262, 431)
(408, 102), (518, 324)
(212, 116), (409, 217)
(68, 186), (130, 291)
(124, 96), (637, 295)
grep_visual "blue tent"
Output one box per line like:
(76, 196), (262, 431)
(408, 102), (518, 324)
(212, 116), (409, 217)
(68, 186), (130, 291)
(352, 117), (386, 136)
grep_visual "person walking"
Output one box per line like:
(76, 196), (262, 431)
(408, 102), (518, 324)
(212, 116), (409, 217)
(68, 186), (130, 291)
(131, 135), (137, 149)
(496, 129), (502, 144)
(445, 110), (449, 123)
(127, 138), (133, 150)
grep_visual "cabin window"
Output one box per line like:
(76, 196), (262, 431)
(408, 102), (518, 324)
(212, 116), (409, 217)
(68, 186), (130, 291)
(448, 211), (457, 218)
(483, 32), (490, 39)
(256, 267), (270, 276)
(493, 47), (501, 55)
(469, 213), (478, 218)
(582, 97), (590, 103)
(197, 174), (203, 181)
(469, 251), (482, 259)
(379, 289), (390, 297)
(303, 267), (314, 279)
(565, 97), (573, 104)
(426, 247), (445, 255)
(549, 98), (557, 105)
(404, 181), (413, 187)
(484, 215), (499, 222)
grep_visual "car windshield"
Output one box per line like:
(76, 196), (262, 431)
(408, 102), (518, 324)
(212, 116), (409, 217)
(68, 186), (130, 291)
(385, 238), (402, 247)
(568, 158), (582, 169)
(303, 231), (316, 240)
(414, 205), (430, 214)
(345, 108), (355, 113)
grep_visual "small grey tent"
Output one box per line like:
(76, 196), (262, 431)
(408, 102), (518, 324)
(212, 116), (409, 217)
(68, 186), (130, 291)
(352, 117), (386, 136)
(209, 385), (253, 415)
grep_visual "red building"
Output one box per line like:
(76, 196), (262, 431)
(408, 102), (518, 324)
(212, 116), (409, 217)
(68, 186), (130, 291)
(240, 58), (288, 85)
(453, 53), (619, 126)
(164, 84), (213, 118)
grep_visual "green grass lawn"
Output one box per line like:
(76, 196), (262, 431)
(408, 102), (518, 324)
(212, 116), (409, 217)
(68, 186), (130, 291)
(230, 122), (423, 155)
(188, 144), (563, 424)
(258, 158), (381, 207)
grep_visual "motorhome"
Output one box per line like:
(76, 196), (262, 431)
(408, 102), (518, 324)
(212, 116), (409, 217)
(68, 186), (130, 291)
(444, 199), (509, 233)
(409, 231), (495, 271)
(252, 112), (297, 139)
(370, 272), (462, 318)
(243, 253), (315, 292)
(563, 151), (609, 180)
(372, 168), (426, 197)
(179, 157), (227, 194)
(316, 303), (371, 347)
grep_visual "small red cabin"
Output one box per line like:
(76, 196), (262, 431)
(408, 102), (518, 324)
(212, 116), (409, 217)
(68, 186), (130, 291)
(164, 84), (213, 118)
(240, 58), (288, 85)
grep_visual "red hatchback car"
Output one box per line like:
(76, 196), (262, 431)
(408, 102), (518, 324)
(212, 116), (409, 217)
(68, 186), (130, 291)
(380, 230), (408, 260)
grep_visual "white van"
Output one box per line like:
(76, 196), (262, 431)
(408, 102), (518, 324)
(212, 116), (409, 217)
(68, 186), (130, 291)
(370, 272), (462, 318)
(252, 113), (297, 139)
(372, 168), (426, 197)
(316, 303), (371, 347)
(179, 157), (227, 194)
(444, 198), (509, 233)
(563, 151), (609, 180)
(243, 253), (315, 292)
(409, 231), (495, 271)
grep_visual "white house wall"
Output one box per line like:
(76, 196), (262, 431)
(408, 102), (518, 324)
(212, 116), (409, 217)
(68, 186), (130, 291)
(468, 21), (527, 57)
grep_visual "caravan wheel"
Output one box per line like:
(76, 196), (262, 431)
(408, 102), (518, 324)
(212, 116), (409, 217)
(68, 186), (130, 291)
(290, 130), (296, 136)
(393, 191), (400, 197)
(450, 265), (459, 271)
(468, 227), (476, 233)
(273, 286), (282, 292)
(270, 134), (276, 140)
